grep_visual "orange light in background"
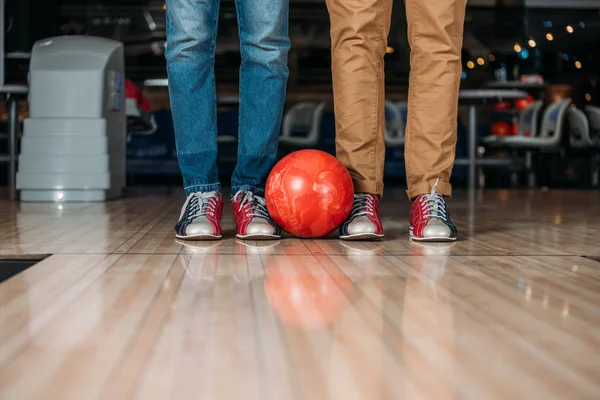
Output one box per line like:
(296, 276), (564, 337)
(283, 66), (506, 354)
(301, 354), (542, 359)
(513, 44), (522, 52)
(585, 93), (592, 102)
(163, 3), (166, 10)
(546, 33), (554, 41)
(566, 25), (574, 33)
(489, 54), (496, 62)
(477, 57), (485, 66)
(528, 39), (537, 47)
(575, 61), (582, 69)
(385, 46), (395, 54)
(466, 61), (475, 69)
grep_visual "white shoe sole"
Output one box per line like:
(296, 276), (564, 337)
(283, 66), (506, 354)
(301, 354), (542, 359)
(236, 233), (281, 240)
(339, 233), (384, 241)
(409, 227), (457, 242)
(175, 233), (222, 241)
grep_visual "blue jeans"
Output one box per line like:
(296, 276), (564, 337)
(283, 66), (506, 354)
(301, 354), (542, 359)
(165, 0), (290, 196)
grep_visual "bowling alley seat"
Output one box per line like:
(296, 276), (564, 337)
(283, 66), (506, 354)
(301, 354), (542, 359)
(482, 98), (571, 187)
(384, 100), (406, 148)
(280, 102), (326, 148)
(396, 101), (408, 125)
(585, 106), (600, 186)
(585, 105), (600, 146)
(568, 107), (593, 150)
(570, 105), (600, 186)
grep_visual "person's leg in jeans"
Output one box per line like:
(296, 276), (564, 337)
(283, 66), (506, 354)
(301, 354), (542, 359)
(327, 0), (466, 241)
(166, 0), (290, 241)
(166, 0), (224, 240)
(230, 0), (290, 239)
(405, 0), (466, 242)
(166, 0), (221, 196)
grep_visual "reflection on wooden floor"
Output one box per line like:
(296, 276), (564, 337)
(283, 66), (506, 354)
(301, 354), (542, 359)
(1, 189), (600, 399)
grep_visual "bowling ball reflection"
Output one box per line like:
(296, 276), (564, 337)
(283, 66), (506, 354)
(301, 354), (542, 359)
(264, 265), (353, 328)
(265, 150), (354, 238)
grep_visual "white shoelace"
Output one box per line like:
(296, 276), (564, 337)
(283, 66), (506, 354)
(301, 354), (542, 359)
(184, 191), (219, 220)
(234, 191), (270, 219)
(350, 193), (375, 218)
(420, 179), (448, 221)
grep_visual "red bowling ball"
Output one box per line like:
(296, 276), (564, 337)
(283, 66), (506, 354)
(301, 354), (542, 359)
(515, 95), (535, 111)
(491, 121), (512, 136)
(266, 150), (354, 238)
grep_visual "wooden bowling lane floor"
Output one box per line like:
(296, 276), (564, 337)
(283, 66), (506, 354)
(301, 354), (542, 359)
(1, 189), (600, 399)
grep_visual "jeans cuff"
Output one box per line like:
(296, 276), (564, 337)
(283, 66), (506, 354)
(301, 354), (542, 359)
(231, 185), (265, 199)
(184, 181), (222, 196)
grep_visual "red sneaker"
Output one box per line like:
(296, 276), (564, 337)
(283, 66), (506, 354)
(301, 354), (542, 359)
(175, 191), (223, 240)
(232, 191), (281, 240)
(339, 194), (384, 240)
(409, 180), (457, 242)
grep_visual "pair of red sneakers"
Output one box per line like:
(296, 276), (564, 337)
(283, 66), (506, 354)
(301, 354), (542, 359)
(338, 180), (457, 242)
(175, 191), (280, 240)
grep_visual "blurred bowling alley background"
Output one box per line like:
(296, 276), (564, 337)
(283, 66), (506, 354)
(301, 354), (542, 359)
(1, 0), (600, 197)
(2, 3), (600, 397)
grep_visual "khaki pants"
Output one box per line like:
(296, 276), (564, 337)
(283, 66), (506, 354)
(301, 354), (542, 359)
(326, 0), (467, 199)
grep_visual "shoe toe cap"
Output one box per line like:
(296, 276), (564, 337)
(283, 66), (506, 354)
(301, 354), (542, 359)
(422, 219), (453, 239)
(346, 216), (377, 235)
(246, 219), (278, 236)
(185, 219), (217, 236)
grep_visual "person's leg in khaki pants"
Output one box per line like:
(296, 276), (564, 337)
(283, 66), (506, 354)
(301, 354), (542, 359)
(327, 0), (467, 241)
(404, 0), (467, 200)
(326, 0), (391, 240)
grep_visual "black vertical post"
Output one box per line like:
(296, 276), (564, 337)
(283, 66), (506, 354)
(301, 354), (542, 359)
(5, 0), (56, 52)
(30, 0), (56, 44)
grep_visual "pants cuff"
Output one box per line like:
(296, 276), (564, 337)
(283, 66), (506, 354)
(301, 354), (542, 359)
(184, 182), (222, 196)
(353, 180), (384, 197)
(406, 180), (452, 200)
